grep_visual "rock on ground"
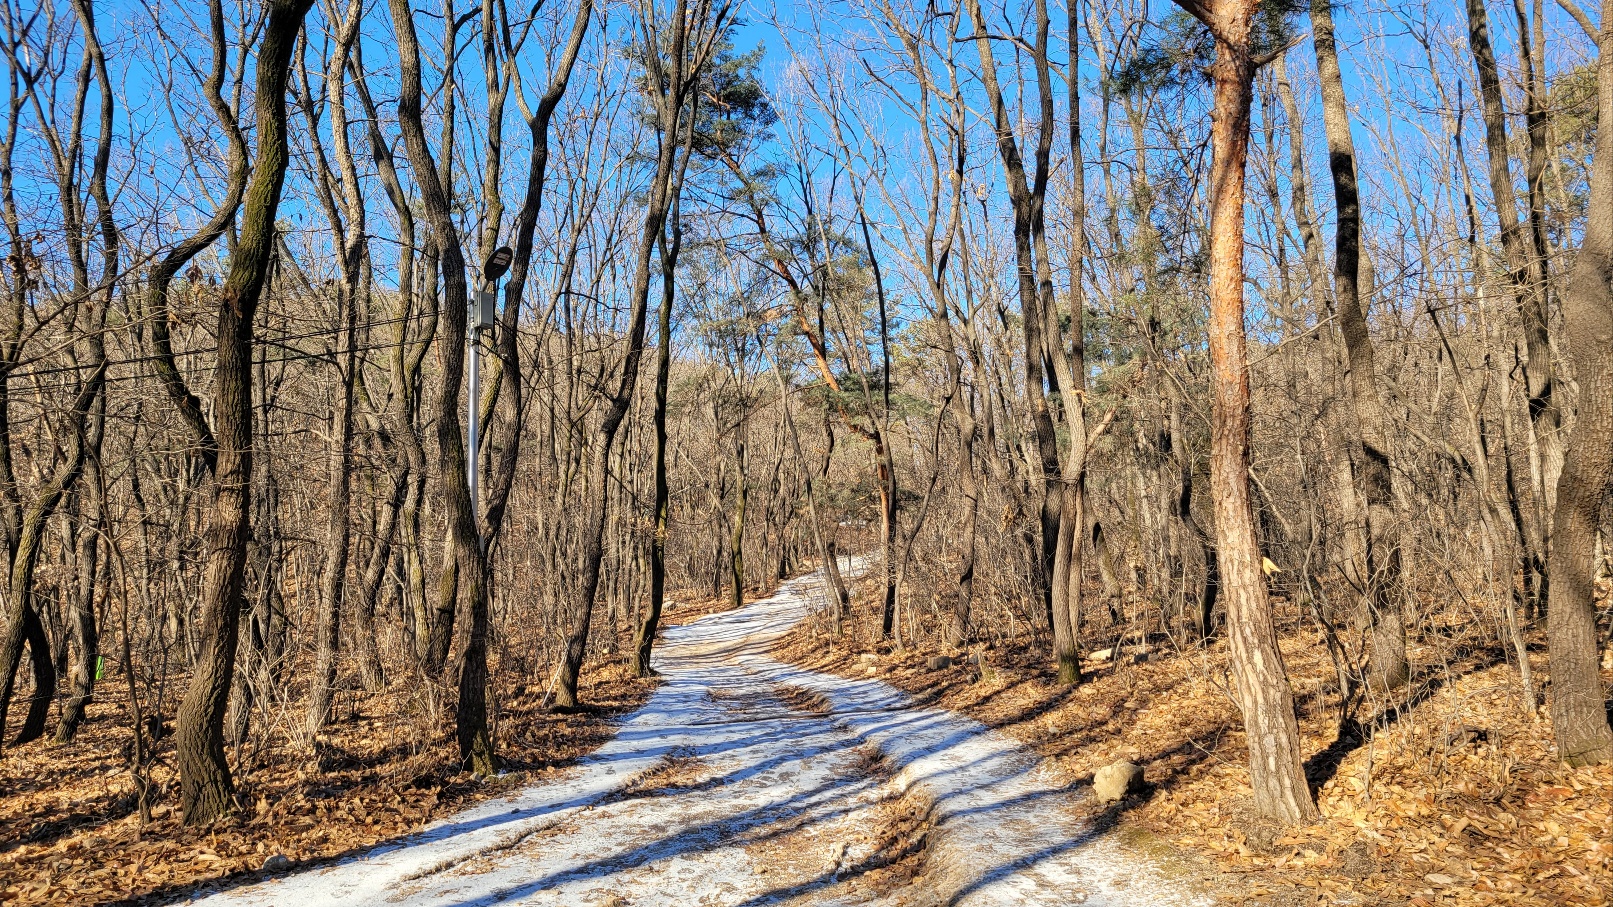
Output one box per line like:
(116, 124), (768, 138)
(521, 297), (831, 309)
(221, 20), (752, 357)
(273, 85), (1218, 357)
(1093, 761), (1145, 804)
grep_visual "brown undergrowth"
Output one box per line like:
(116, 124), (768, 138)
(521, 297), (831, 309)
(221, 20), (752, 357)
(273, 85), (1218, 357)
(774, 579), (1612, 907)
(0, 656), (657, 906)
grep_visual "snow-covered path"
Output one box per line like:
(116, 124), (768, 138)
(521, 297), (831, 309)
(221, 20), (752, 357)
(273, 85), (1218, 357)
(195, 570), (1207, 907)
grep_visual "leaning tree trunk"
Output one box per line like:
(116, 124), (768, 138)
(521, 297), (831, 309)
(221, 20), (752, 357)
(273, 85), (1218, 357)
(174, 0), (311, 825)
(1546, 0), (1613, 768)
(0, 368), (103, 747)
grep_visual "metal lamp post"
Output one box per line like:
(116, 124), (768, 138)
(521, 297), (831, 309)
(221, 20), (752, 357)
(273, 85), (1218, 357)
(470, 246), (512, 522)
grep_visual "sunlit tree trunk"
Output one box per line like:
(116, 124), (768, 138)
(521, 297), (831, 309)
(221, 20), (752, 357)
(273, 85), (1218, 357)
(1547, 0), (1613, 767)
(1464, 0), (1560, 610)
(1173, 0), (1317, 825)
(555, 0), (730, 708)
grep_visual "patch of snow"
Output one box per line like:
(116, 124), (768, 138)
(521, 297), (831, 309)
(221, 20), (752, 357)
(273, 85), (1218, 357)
(193, 565), (1209, 906)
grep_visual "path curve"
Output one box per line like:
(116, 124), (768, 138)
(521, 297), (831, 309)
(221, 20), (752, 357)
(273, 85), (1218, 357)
(195, 569), (1207, 906)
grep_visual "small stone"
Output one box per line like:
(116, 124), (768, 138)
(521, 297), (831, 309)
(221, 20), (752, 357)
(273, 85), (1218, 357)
(864, 666), (878, 677)
(261, 854), (291, 873)
(1425, 874), (1458, 886)
(1087, 648), (1114, 663)
(858, 653), (879, 663)
(1129, 651), (1149, 664)
(1092, 760), (1144, 803)
(926, 655), (953, 670)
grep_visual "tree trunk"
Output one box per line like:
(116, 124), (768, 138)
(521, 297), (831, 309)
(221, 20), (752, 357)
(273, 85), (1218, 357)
(174, 0), (311, 825)
(730, 439), (749, 614)
(633, 218), (679, 677)
(353, 478), (403, 692)
(1546, 0), (1613, 767)
(964, 0), (1063, 635)
(1179, 0), (1318, 824)
(55, 486), (102, 743)
(1309, 0), (1409, 691)
(953, 469), (979, 647)
(0, 369), (103, 746)
(385, 0), (495, 773)
(1465, 0), (1561, 607)
(1049, 0), (1091, 685)
(554, 0), (720, 708)
(305, 0), (366, 737)
(53, 0), (116, 745)
(306, 287), (357, 736)
(1514, 0), (1562, 529)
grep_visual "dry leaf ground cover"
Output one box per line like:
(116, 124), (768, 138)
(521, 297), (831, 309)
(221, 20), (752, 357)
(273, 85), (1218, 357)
(775, 581), (1613, 907)
(0, 573), (761, 907)
(0, 650), (659, 906)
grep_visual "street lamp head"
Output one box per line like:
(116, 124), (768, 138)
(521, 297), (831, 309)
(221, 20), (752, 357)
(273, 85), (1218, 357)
(484, 246), (513, 282)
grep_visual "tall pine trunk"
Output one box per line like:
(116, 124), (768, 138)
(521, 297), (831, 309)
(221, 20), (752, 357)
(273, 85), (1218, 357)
(1177, 0), (1318, 824)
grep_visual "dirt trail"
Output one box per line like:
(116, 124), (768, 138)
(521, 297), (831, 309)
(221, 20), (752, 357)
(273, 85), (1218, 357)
(193, 569), (1208, 906)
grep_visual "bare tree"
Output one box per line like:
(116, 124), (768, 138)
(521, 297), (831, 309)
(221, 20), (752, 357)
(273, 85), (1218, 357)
(1307, 0), (1409, 692)
(173, 0), (314, 825)
(961, 0), (1068, 672)
(553, 0), (733, 708)
(302, 0), (366, 740)
(1464, 0), (1561, 610)
(1546, 0), (1613, 768)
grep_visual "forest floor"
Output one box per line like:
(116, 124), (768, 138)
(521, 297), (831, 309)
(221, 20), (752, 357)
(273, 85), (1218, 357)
(0, 645), (660, 906)
(47, 566), (1211, 907)
(775, 578), (1613, 907)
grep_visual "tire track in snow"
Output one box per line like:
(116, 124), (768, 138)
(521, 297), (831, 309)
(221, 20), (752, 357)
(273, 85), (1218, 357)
(193, 568), (1209, 906)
